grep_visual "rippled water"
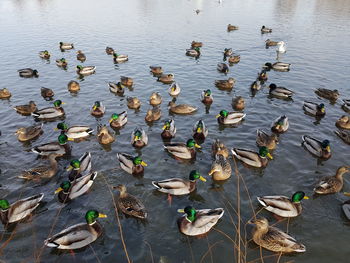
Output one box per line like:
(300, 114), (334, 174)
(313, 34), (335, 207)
(0, 0), (350, 262)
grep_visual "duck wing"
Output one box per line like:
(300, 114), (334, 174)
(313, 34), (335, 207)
(232, 148), (261, 167)
(8, 193), (44, 223)
(69, 172), (97, 200)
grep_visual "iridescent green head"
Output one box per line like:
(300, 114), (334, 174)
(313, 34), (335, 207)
(204, 89), (211, 96)
(0, 199), (10, 210)
(58, 133), (68, 145)
(134, 130), (142, 139)
(53, 100), (63, 107)
(219, 110), (228, 118)
(93, 101), (101, 108)
(292, 191), (309, 203)
(321, 140), (331, 152)
(258, 146), (273, 159)
(60, 58), (66, 62)
(57, 122), (68, 131)
(195, 47), (200, 52)
(70, 159), (81, 169)
(133, 156), (148, 167)
(85, 210), (107, 225)
(189, 170), (206, 182)
(111, 113), (119, 120)
(77, 65), (83, 70)
(163, 120), (171, 130)
(113, 53), (118, 57)
(186, 139), (201, 149)
(184, 206), (196, 222)
(61, 181), (71, 192)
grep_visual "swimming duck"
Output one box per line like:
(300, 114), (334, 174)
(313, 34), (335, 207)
(314, 166), (350, 194)
(231, 146), (273, 168)
(32, 100), (65, 120)
(67, 80), (80, 92)
(256, 130), (278, 150)
(227, 24), (239, 31)
(192, 120), (208, 141)
(208, 154), (232, 181)
(19, 154), (59, 180)
(120, 76), (133, 87)
(161, 119), (176, 139)
(268, 84), (293, 99)
(335, 130), (350, 144)
(191, 41), (202, 48)
(91, 101), (105, 117)
(158, 73), (175, 84)
(271, 115), (289, 133)
(223, 48), (233, 57)
(168, 101), (197, 114)
(336, 115), (350, 130)
(276, 41), (286, 53)
(265, 39), (278, 47)
(301, 135), (331, 159)
(216, 110), (246, 125)
(59, 42), (74, 50)
(251, 80), (261, 91)
(116, 153), (147, 176)
(186, 47), (200, 57)
(131, 128), (148, 148)
(18, 68), (39, 78)
(258, 70), (268, 82)
(109, 111), (127, 129)
(257, 191), (309, 218)
(315, 88), (339, 101)
(114, 184), (147, 219)
(76, 50), (86, 62)
(177, 206), (224, 236)
(212, 139), (229, 158)
(164, 139), (201, 160)
(168, 82), (181, 97)
(109, 82), (125, 95)
(66, 152), (92, 181)
(0, 88), (11, 99)
(55, 122), (93, 140)
(264, 62), (291, 72)
(39, 50), (50, 59)
(217, 63), (229, 73)
(113, 53), (128, 63)
(215, 78), (235, 90)
(261, 25), (272, 33)
(228, 55), (240, 64)
(41, 87), (54, 99)
(250, 217), (306, 253)
(76, 65), (96, 75)
(44, 210), (106, 250)
(303, 101), (325, 116)
(31, 133), (72, 156)
(16, 123), (43, 142)
(13, 101), (37, 115)
(97, 125), (115, 144)
(56, 58), (67, 68)
(342, 99), (350, 113)
(0, 193), (44, 225)
(150, 66), (163, 75)
(149, 92), (162, 106)
(201, 89), (213, 105)
(145, 106), (161, 122)
(232, 96), (245, 111)
(106, 46), (114, 55)
(127, 97), (141, 109)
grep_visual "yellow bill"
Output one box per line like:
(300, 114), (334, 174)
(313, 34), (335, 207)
(54, 128), (59, 131)
(177, 209), (185, 213)
(109, 119), (113, 123)
(162, 125), (167, 130)
(303, 196), (309, 199)
(267, 153), (273, 159)
(194, 143), (201, 149)
(141, 161), (148, 167)
(54, 187), (63, 194)
(326, 146), (331, 152)
(199, 176), (207, 182)
(216, 114), (220, 118)
(67, 137), (74, 141)
(98, 213), (107, 218)
(66, 165), (73, 171)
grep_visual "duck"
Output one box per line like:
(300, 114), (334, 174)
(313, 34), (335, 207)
(120, 76), (133, 87)
(109, 82), (125, 95)
(0, 194), (44, 225)
(216, 110), (246, 125)
(217, 63), (229, 73)
(342, 198), (350, 221)
(186, 47), (200, 57)
(19, 154), (59, 180)
(342, 99), (350, 113)
(303, 101), (325, 116)
(177, 206), (224, 236)
(271, 115), (289, 133)
(232, 146), (273, 168)
(106, 46), (114, 55)
(59, 42), (74, 50)
(251, 80), (261, 91)
(76, 65), (96, 75)
(201, 89), (213, 105)
(227, 24), (239, 31)
(127, 97), (141, 109)
(66, 152), (92, 182)
(228, 55), (240, 64)
(276, 41), (286, 53)
(109, 111), (127, 129)
(265, 39), (278, 47)
(257, 191), (309, 218)
(158, 73), (174, 84)
(13, 101), (37, 115)
(41, 87), (54, 99)
(0, 88), (11, 99)
(208, 154), (232, 180)
(44, 210), (106, 250)
(131, 128), (148, 148)
(268, 84), (293, 99)
(149, 92), (162, 106)
(91, 101), (105, 117)
(313, 166), (350, 194)
(261, 25), (272, 33)
(114, 184), (147, 219)
(31, 133), (72, 156)
(301, 135), (331, 159)
(55, 122), (93, 140)
(16, 123), (43, 142)
(232, 96), (245, 111)
(258, 70), (268, 82)
(116, 153), (147, 176)
(215, 78), (235, 90)
(315, 88), (339, 101)
(56, 58), (67, 68)
(161, 119), (176, 139)
(39, 50), (50, 59)
(164, 139), (201, 160)
(256, 130), (278, 150)
(223, 48), (233, 57)
(168, 82), (181, 97)
(168, 101), (197, 115)
(97, 125), (115, 144)
(18, 68), (38, 78)
(191, 41), (203, 48)
(212, 139), (229, 158)
(113, 53), (128, 63)
(32, 100), (65, 120)
(67, 80), (80, 92)
(250, 217), (306, 253)
(145, 106), (161, 122)
(192, 120), (208, 141)
(336, 115), (350, 130)
(150, 66), (163, 75)
(264, 62), (291, 72)
(76, 50), (86, 62)
(335, 130), (350, 144)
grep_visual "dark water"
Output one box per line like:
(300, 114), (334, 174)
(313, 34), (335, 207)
(0, 0), (350, 262)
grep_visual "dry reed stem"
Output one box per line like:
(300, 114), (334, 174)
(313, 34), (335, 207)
(89, 244), (102, 263)
(186, 236), (195, 263)
(144, 240), (154, 263)
(199, 240), (224, 263)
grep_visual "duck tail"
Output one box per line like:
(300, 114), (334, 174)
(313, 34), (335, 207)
(256, 197), (267, 207)
(151, 181), (161, 189)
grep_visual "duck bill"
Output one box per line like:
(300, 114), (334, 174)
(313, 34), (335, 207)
(208, 169), (218, 176)
(67, 137), (74, 141)
(275, 125), (281, 130)
(177, 209), (185, 213)
(303, 196), (310, 200)
(61, 102), (66, 105)
(194, 143), (201, 149)
(216, 114), (220, 118)
(93, 106), (97, 110)
(141, 161), (148, 167)
(98, 213), (107, 218)
(54, 128), (59, 131)
(109, 118), (113, 123)
(196, 127), (202, 133)
(162, 125), (167, 130)
(321, 108), (325, 113)
(199, 176), (207, 182)
(134, 136), (140, 141)
(267, 153), (273, 159)
(55, 187), (63, 194)
(66, 165), (73, 171)
(326, 146), (331, 152)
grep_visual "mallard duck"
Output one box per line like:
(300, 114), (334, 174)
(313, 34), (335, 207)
(250, 217), (306, 253)
(228, 55), (240, 64)
(145, 106), (161, 122)
(120, 76), (133, 87)
(150, 66), (163, 75)
(116, 153), (147, 175)
(113, 53), (128, 63)
(215, 78), (235, 90)
(315, 88), (339, 101)
(192, 120), (208, 141)
(271, 115), (289, 133)
(276, 41), (286, 53)
(257, 191), (309, 218)
(164, 139), (201, 160)
(59, 42), (74, 50)
(177, 206), (224, 236)
(251, 80), (261, 91)
(168, 101), (197, 115)
(97, 125), (115, 144)
(0, 88), (11, 99)
(41, 87), (54, 99)
(335, 130), (350, 144)
(106, 46), (114, 55)
(16, 124), (43, 142)
(161, 119), (176, 139)
(114, 184), (147, 219)
(342, 99), (350, 113)
(131, 128), (148, 148)
(212, 139), (229, 158)
(264, 62), (291, 72)
(261, 25), (272, 33)
(268, 84), (293, 99)
(256, 130), (278, 150)
(201, 89), (213, 105)
(13, 101), (37, 115)
(209, 154), (232, 180)
(56, 58), (67, 67)
(301, 135), (331, 159)
(109, 111), (127, 129)
(232, 96), (245, 111)
(158, 73), (174, 84)
(313, 166), (349, 194)
(217, 63), (229, 73)
(55, 172), (97, 203)
(0, 194), (44, 225)
(67, 80), (80, 92)
(336, 115), (350, 130)
(223, 48), (233, 57)
(76, 50), (86, 62)
(149, 92), (162, 106)
(18, 68), (38, 78)
(258, 70), (268, 82)
(265, 39), (278, 47)
(186, 47), (200, 57)
(19, 154), (59, 180)
(66, 152), (92, 181)
(44, 210), (106, 250)
(232, 146), (273, 168)
(127, 97), (141, 109)
(39, 50), (50, 59)
(76, 65), (96, 75)
(216, 110), (245, 125)
(191, 41), (202, 47)
(91, 101), (105, 117)
(303, 101), (325, 117)
(227, 24), (239, 31)
(31, 133), (72, 156)
(55, 122), (93, 140)
(32, 100), (65, 120)
(168, 82), (181, 97)
(109, 82), (125, 95)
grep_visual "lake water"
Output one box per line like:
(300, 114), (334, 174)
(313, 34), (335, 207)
(0, 0), (350, 262)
